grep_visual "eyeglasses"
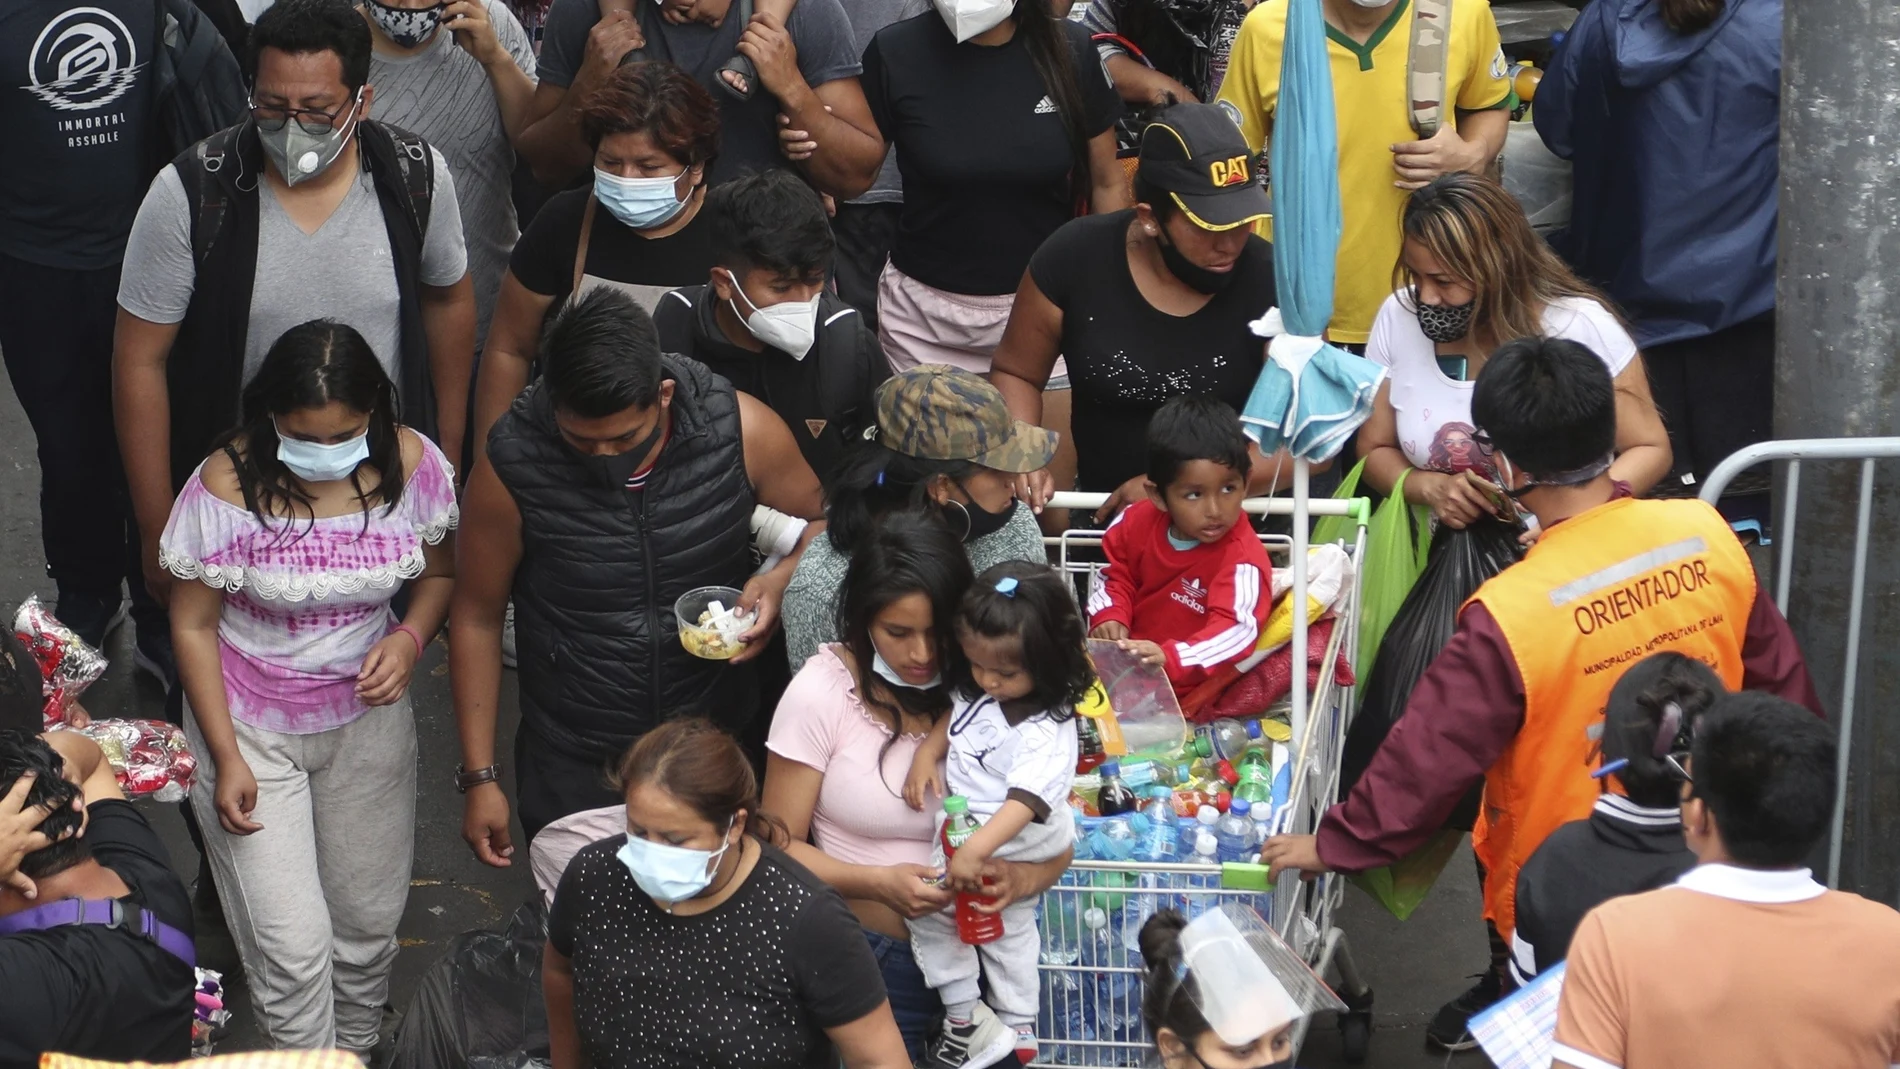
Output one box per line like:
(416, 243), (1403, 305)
(249, 93), (358, 136)
(1471, 429), (1498, 456)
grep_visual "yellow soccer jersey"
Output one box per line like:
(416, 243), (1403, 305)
(1216, 0), (1511, 343)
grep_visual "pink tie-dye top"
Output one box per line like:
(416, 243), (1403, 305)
(159, 436), (459, 734)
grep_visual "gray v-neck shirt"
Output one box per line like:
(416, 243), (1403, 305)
(119, 143), (468, 385)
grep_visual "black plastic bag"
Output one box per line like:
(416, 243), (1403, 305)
(1340, 519), (1526, 815)
(390, 898), (551, 1069)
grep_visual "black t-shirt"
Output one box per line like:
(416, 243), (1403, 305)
(510, 187), (718, 303)
(549, 837), (887, 1069)
(862, 14), (1122, 296)
(535, 0), (865, 189)
(1029, 209), (1277, 491)
(653, 285), (888, 486)
(0, 0), (156, 268)
(0, 800), (194, 1069)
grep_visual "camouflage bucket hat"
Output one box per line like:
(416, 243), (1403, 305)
(873, 366), (1058, 474)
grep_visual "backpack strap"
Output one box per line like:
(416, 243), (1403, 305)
(1407, 0), (1452, 138)
(361, 122), (435, 243)
(182, 123), (244, 267)
(573, 194), (599, 296)
(0, 896), (196, 968)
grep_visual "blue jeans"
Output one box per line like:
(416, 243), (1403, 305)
(864, 928), (940, 1063)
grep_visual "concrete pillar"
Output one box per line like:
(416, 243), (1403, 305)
(1777, 0), (1900, 902)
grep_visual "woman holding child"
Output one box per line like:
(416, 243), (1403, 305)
(761, 513), (1073, 1064)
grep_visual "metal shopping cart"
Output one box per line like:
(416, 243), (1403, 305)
(1030, 493), (1376, 1066)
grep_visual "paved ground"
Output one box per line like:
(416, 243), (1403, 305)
(0, 379), (1496, 1068)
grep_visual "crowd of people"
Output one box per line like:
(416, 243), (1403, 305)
(7, 0), (1892, 1067)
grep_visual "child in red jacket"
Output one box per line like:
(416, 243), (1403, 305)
(1087, 397), (1272, 696)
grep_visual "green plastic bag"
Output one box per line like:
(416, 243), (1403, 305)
(1312, 459), (1432, 670)
(1347, 827), (1464, 921)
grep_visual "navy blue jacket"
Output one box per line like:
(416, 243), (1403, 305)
(1535, 0), (1779, 348)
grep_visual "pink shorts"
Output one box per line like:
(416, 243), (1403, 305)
(876, 260), (1067, 383)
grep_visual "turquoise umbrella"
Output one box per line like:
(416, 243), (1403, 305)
(1237, 0), (1387, 465)
(1233, 0), (1388, 759)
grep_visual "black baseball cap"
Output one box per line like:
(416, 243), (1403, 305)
(1137, 102), (1272, 232)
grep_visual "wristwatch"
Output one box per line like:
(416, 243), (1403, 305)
(455, 763), (502, 793)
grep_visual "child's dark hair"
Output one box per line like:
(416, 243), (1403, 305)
(1138, 909), (1215, 1047)
(1601, 653), (1723, 808)
(0, 730), (88, 880)
(951, 561), (1094, 716)
(1146, 396), (1252, 491)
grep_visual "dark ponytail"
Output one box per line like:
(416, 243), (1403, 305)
(613, 718), (789, 846)
(1138, 909), (1215, 1045)
(1658, 0), (1724, 33)
(1013, 0), (1096, 205)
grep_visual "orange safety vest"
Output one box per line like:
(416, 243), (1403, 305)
(1464, 497), (1753, 937)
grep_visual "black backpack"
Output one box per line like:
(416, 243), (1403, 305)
(152, 0), (248, 162)
(184, 120), (436, 265)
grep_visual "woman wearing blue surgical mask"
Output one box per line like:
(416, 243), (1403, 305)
(546, 717), (912, 1069)
(162, 319), (458, 1051)
(474, 60), (722, 457)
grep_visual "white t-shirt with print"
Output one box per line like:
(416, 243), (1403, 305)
(1366, 293), (1638, 479)
(942, 694), (1078, 863)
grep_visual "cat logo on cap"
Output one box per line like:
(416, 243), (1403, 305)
(1208, 155), (1251, 188)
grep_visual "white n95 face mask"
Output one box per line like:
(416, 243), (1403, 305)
(724, 271), (820, 359)
(932, 0), (1013, 43)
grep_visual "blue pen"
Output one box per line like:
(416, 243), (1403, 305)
(1591, 757), (1630, 780)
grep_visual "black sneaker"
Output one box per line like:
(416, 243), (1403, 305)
(920, 1003), (1014, 1069)
(1425, 972), (1502, 1052)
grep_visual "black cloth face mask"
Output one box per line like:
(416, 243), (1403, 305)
(1158, 226), (1238, 294)
(576, 412), (666, 490)
(943, 483), (1018, 542)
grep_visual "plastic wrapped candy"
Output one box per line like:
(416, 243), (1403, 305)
(193, 968), (231, 1055)
(68, 718), (198, 803)
(14, 596), (108, 726)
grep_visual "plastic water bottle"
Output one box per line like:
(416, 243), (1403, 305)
(1137, 787), (1178, 862)
(1195, 803), (1222, 841)
(1039, 901), (1088, 1063)
(1081, 906), (1135, 1042)
(1039, 901), (1081, 966)
(940, 795), (1003, 945)
(1182, 830), (1221, 918)
(1216, 798), (1257, 863)
(1097, 760), (1138, 816)
(1193, 718), (1263, 762)
(1090, 815), (1140, 863)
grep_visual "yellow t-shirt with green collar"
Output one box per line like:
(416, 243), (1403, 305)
(1215, 0), (1511, 344)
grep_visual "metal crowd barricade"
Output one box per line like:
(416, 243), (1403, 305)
(1699, 437), (1900, 889)
(1031, 493), (1375, 1065)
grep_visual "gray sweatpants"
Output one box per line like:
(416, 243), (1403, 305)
(909, 810), (1072, 1029)
(187, 696), (417, 1051)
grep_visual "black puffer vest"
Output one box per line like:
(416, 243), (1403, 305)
(487, 358), (757, 761)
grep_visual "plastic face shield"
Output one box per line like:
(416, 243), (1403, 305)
(1177, 905), (1347, 1046)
